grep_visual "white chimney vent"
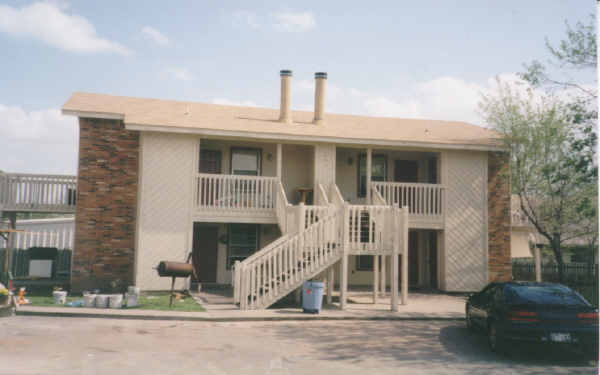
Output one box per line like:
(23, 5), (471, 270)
(313, 72), (327, 125)
(279, 70), (293, 123)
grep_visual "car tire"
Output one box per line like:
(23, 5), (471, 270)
(466, 305), (475, 331)
(488, 321), (506, 354)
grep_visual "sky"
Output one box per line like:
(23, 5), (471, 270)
(0, 0), (596, 174)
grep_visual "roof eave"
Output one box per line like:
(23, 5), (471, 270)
(125, 122), (507, 152)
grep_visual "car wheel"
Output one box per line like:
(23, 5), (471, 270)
(466, 305), (475, 331)
(488, 321), (506, 354)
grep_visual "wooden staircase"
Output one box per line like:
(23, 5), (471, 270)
(233, 182), (409, 310)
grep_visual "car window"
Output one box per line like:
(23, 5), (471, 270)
(506, 284), (590, 307)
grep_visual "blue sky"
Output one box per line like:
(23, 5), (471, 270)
(0, 0), (595, 174)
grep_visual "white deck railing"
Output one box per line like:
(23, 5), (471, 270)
(194, 174), (278, 213)
(0, 173), (77, 212)
(372, 182), (445, 217)
(345, 204), (395, 254)
(7, 228), (75, 250)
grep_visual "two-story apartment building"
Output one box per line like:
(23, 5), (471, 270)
(62, 70), (511, 310)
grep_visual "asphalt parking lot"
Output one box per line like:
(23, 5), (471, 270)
(0, 316), (597, 374)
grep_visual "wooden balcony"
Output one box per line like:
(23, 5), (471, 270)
(0, 173), (77, 213)
(372, 182), (445, 229)
(192, 173), (279, 223)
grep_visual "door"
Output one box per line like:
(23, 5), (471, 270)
(199, 150), (222, 206)
(192, 224), (219, 283)
(429, 231), (438, 288)
(394, 160), (419, 183)
(399, 231), (419, 287)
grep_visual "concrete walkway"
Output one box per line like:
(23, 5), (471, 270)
(14, 290), (466, 322)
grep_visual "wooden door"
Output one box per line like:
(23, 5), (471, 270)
(192, 224), (219, 283)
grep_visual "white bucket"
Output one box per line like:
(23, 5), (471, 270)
(95, 294), (109, 308)
(83, 294), (96, 308)
(126, 293), (138, 308)
(127, 286), (140, 295)
(53, 291), (67, 305)
(109, 294), (123, 309)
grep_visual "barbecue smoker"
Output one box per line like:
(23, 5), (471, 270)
(155, 255), (195, 307)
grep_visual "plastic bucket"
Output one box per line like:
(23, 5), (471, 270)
(109, 294), (123, 309)
(83, 294), (96, 307)
(302, 281), (324, 314)
(126, 293), (138, 307)
(53, 291), (67, 305)
(95, 294), (109, 308)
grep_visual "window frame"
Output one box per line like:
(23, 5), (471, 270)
(230, 147), (262, 176)
(357, 153), (388, 197)
(227, 224), (260, 269)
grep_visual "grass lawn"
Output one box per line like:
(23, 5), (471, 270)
(26, 291), (205, 312)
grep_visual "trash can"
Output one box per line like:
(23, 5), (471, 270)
(302, 281), (324, 314)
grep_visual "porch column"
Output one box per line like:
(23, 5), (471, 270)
(401, 208), (409, 305)
(380, 255), (386, 297)
(366, 147), (372, 203)
(391, 207), (400, 311)
(535, 246), (542, 282)
(327, 264), (334, 305)
(372, 255), (379, 304)
(276, 143), (282, 180)
(340, 203), (350, 310)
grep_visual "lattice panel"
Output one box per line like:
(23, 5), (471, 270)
(135, 133), (197, 290)
(443, 151), (487, 291)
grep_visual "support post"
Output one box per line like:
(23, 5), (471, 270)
(327, 265), (334, 305)
(535, 246), (542, 282)
(391, 208), (399, 311)
(276, 143), (283, 180)
(340, 203), (349, 310)
(401, 207), (409, 305)
(380, 255), (386, 297)
(366, 147), (372, 204)
(372, 255), (379, 304)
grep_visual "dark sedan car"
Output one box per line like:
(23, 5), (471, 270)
(466, 281), (599, 355)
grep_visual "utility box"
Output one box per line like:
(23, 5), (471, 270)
(302, 281), (324, 314)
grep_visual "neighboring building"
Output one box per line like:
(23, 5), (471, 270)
(510, 194), (598, 265)
(61, 70), (512, 309)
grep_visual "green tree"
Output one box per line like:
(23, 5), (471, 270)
(482, 15), (597, 281)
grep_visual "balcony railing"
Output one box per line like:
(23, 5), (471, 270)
(0, 173), (77, 213)
(194, 174), (279, 214)
(372, 182), (445, 227)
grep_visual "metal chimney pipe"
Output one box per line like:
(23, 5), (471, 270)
(313, 72), (327, 125)
(279, 70), (293, 123)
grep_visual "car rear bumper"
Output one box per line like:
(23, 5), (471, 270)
(503, 325), (599, 348)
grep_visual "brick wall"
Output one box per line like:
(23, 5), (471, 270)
(72, 118), (139, 292)
(487, 151), (512, 282)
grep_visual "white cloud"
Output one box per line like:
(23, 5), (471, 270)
(212, 98), (258, 107)
(230, 10), (316, 32)
(0, 105), (78, 174)
(164, 67), (194, 81)
(232, 10), (260, 29)
(0, 2), (131, 55)
(271, 11), (316, 32)
(141, 26), (169, 46)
